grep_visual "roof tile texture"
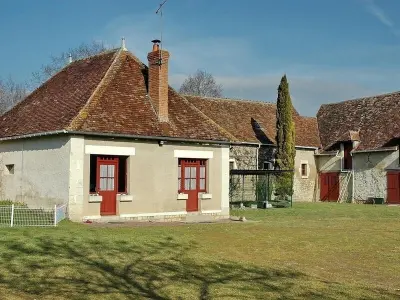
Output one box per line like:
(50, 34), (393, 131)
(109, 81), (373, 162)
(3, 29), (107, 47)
(0, 48), (320, 147)
(0, 51), (117, 137)
(317, 92), (400, 150)
(185, 95), (320, 147)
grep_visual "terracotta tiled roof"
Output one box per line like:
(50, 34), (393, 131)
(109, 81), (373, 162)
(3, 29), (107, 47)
(184, 95), (321, 148)
(0, 50), (118, 138)
(317, 91), (400, 150)
(0, 49), (230, 142)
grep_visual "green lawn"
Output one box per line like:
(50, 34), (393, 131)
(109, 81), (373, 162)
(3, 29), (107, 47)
(0, 203), (399, 299)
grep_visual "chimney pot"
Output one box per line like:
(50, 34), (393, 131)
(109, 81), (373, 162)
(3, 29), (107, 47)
(151, 39), (161, 52)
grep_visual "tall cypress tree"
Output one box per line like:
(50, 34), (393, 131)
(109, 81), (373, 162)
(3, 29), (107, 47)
(274, 75), (295, 206)
(275, 75), (295, 170)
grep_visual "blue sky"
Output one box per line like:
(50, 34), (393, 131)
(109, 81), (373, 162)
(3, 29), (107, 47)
(1, 0), (400, 116)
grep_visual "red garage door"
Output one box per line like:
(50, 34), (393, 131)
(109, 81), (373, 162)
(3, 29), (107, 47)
(387, 172), (400, 204)
(320, 172), (340, 202)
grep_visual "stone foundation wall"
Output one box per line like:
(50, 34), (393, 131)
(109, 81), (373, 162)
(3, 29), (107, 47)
(84, 212), (229, 223)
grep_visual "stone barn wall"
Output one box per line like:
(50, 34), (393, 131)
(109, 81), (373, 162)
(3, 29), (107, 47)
(353, 150), (399, 201)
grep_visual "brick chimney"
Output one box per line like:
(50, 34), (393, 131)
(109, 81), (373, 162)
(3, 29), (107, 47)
(147, 39), (170, 122)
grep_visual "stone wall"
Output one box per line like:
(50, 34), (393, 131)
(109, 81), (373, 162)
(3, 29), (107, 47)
(353, 150), (399, 201)
(229, 145), (258, 169)
(229, 145), (318, 203)
(229, 145), (258, 203)
(293, 149), (318, 202)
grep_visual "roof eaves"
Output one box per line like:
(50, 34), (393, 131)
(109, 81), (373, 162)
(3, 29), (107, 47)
(68, 130), (230, 145)
(352, 146), (398, 154)
(0, 130), (68, 141)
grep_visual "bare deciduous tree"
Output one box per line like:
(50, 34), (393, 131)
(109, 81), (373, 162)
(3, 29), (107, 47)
(31, 41), (109, 87)
(0, 77), (27, 114)
(0, 41), (110, 115)
(179, 69), (223, 98)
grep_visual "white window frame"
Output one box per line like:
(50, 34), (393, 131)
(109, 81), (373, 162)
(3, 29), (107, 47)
(229, 158), (237, 170)
(300, 160), (310, 179)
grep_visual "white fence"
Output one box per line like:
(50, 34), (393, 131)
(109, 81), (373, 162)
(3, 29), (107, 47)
(0, 204), (67, 227)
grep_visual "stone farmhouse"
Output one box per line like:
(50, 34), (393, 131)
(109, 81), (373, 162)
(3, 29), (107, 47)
(0, 40), (399, 223)
(316, 92), (400, 204)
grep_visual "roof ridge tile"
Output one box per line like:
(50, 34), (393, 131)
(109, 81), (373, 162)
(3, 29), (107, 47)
(183, 94), (276, 106)
(67, 49), (123, 131)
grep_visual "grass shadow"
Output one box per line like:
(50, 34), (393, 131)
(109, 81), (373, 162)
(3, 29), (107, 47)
(0, 229), (398, 299)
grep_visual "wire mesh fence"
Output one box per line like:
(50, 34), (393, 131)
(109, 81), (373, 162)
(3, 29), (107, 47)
(0, 203), (67, 227)
(230, 170), (294, 208)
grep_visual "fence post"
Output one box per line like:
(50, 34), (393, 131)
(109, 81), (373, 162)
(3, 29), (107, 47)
(290, 171), (293, 208)
(54, 204), (57, 227)
(267, 173), (270, 208)
(10, 204), (14, 227)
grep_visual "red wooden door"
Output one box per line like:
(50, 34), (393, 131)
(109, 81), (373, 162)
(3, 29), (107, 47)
(97, 157), (119, 215)
(387, 172), (400, 204)
(320, 172), (340, 202)
(179, 159), (207, 212)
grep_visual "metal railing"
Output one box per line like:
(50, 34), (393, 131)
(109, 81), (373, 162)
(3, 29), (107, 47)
(230, 169), (294, 208)
(0, 204), (67, 227)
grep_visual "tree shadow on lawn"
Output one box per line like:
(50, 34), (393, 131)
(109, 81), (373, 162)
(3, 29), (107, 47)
(0, 233), (397, 300)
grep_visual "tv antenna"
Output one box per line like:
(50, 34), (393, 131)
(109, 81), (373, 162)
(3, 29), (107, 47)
(156, 0), (168, 51)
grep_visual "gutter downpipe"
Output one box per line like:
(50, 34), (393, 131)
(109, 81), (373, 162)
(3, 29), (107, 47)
(351, 150), (355, 203)
(256, 144), (261, 170)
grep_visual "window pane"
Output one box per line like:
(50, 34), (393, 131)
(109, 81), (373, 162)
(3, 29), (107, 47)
(185, 179), (191, 190)
(301, 164), (307, 176)
(108, 178), (114, 191)
(191, 167), (196, 178)
(200, 179), (205, 190)
(100, 178), (107, 191)
(178, 166), (181, 179)
(100, 165), (107, 177)
(178, 178), (181, 191)
(190, 179), (196, 190)
(108, 165), (115, 177)
(200, 166), (205, 178)
(185, 167), (190, 178)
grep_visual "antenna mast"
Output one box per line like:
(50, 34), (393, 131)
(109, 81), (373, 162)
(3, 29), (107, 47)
(156, 0), (168, 51)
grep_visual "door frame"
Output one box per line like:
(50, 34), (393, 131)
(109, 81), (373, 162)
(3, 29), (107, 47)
(97, 156), (119, 216)
(387, 171), (400, 204)
(320, 172), (340, 202)
(179, 159), (207, 212)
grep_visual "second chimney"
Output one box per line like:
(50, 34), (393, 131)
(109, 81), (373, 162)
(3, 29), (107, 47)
(147, 39), (170, 123)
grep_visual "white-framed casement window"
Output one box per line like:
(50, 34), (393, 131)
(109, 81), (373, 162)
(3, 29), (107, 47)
(229, 158), (237, 170)
(300, 160), (309, 178)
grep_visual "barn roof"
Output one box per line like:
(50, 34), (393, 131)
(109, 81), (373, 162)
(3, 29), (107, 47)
(317, 91), (400, 150)
(185, 95), (321, 148)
